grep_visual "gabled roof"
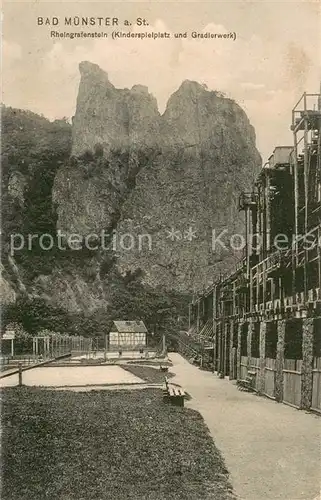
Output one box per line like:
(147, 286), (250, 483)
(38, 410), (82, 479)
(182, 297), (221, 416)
(112, 320), (148, 333)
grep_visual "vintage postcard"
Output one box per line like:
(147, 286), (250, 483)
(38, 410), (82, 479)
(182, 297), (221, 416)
(1, 1), (321, 499)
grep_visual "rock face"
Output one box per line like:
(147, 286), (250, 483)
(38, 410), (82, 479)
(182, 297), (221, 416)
(54, 62), (161, 236)
(53, 61), (261, 292)
(0, 264), (16, 305)
(72, 62), (160, 156)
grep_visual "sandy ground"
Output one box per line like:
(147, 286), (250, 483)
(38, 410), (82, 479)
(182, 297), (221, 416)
(169, 353), (321, 500)
(0, 365), (144, 387)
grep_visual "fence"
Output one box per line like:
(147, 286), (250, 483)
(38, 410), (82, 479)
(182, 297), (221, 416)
(1, 354), (36, 369)
(283, 359), (302, 408)
(240, 356), (248, 379)
(312, 357), (321, 412)
(71, 336), (93, 353)
(230, 347), (237, 379)
(1, 337), (33, 356)
(264, 358), (276, 399)
(0, 334), (81, 370)
(249, 357), (260, 391)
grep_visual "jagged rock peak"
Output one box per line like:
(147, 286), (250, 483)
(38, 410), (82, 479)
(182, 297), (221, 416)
(131, 84), (150, 94)
(71, 63), (160, 157)
(79, 61), (114, 87)
(79, 60), (108, 78)
(177, 79), (207, 93)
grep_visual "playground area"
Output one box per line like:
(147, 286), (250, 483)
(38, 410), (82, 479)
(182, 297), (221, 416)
(0, 364), (146, 388)
(0, 333), (161, 373)
(1, 353), (320, 499)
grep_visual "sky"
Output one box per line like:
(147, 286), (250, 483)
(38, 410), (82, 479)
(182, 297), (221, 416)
(2, 0), (321, 161)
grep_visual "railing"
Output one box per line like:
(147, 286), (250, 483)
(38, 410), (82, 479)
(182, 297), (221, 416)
(239, 192), (258, 210)
(191, 223), (321, 316)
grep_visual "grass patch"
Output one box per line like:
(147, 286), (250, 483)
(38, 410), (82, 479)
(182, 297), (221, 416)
(121, 364), (175, 384)
(1, 387), (233, 500)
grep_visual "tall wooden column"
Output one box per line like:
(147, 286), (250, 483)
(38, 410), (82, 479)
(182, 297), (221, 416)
(247, 321), (254, 368)
(237, 322), (242, 380)
(229, 320), (235, 380)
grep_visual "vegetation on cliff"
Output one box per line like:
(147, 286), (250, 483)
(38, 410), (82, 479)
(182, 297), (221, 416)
(1, 106), (189, 337)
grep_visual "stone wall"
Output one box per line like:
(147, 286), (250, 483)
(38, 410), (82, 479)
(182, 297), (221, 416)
(275, 320), (286, 402)
(301, 318), (314, 410)
(259, 322), (267, 394)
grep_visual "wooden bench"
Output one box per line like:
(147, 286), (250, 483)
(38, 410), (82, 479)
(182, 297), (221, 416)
(237, 371), (257, 392)
(163, 377), (185, 407)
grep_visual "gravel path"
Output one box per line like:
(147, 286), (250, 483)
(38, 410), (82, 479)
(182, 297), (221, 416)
(169, 353), (321, 500)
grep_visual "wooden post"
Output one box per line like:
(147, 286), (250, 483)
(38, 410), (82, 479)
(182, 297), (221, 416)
(224, 322), (228, 377)
(247, 321), (253, 370)
(245, 207), (249, 277)
(256, 264), (260, 307)
(303, 93), (308, 300)
(18, 362), (22, 386)
(266, 171), (271, 253)
(249, 267), (253, 313)
(197, 300), (200, 334)
(162, 333), (166, 355)
(236, 322), (242, 380)
(212, 285), (216, 372)
(262, 260), (266, 306)
(11, 338), (14, 358)
(292, 118), (299, 269)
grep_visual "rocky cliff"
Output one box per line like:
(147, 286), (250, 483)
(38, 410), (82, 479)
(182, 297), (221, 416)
(1, 63), (261, 332)
(53, 62), (261, 292)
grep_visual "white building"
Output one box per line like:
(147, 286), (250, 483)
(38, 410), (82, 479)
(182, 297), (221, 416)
(108, 320), (148, 350)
